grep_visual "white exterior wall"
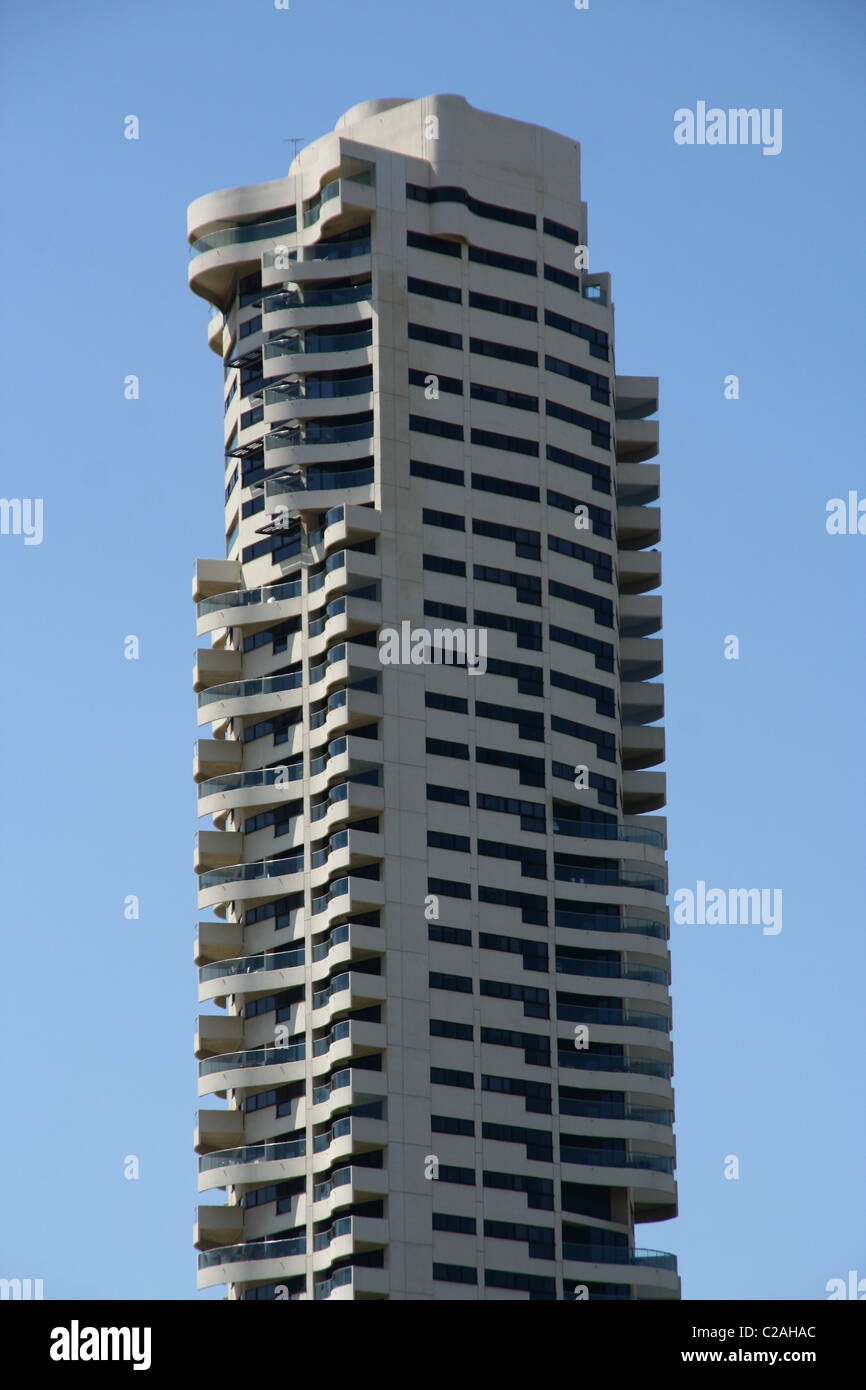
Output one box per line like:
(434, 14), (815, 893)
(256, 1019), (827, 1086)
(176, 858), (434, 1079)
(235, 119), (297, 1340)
(189, 95), (676, 1301)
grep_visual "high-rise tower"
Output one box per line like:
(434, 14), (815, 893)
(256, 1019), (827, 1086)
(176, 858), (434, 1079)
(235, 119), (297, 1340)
(189, 95), (677, 1301)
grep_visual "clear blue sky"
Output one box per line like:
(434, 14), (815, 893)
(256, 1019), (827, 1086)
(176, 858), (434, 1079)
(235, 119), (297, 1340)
(0, 0), (862, 1301)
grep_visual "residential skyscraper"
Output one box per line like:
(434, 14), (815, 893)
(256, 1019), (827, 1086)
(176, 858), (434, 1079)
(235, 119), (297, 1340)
(189, 95), (677, 1301)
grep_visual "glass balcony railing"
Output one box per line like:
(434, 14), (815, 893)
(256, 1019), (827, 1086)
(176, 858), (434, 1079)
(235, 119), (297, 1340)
(198, 1236), (306, 1269)
(554, 865), (665, 893)
(312, 923), (350, 961)
(555, 958), (667, 986)
(308, 598), (346, 638)
(263, 283), (371, 313)
(559, 1053), (671, 1079)
(554, 910), (667, 940)
(304, 372), (372, 400)
(266, 418), (374, 449)
(198, 765), (304, 798)
(313, 1165), (352, 1201)
(314, 1266), (354, 1298)
(558, 1098), (672, 1125)
(271, 467), (375, 495)
(312, 1019), (351, 1055)
(199, 947), (304, 983)
(265, 329), (373, 359)
(560, 1147), (674, 1174)
(268, 375), (374, 404)
(199, 672), (303, 707)
(311, 878), (351, 915)
(310, 689), (347, 730)
(312, 1117), (352, 1152)
(263, 379), (303, 401)
(310, 734), (349, 778)
(312, 971), (350, 1009)
(199, 1140), (306, 1173)
(313, 1215), (352, 1250)
(312, 1067), (351, 1104)
(311, 830), (349, 870)
(199, 855), (304, 891)
(556, 1004), (670, 1033)
(305, 239), (370, 262)
(552, 819), (664, 848)
(190, 213), (298, 259)
(199, 1043), (306, 1076)
(562, 1245), (676, 1272)
(304, 181), (341, 227)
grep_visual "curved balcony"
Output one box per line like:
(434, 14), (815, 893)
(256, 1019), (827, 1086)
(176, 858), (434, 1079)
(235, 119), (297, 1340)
(300, 237), (371, 263)
(310, 829), (384, 883)
(198, 764), (305, 818)
(308, 686), (350, 731)
(556, 1003), (670, 1034)
(311, 1214), (387, 1275)
(311, 967), (386, 1015)
(310, 919), (383, 976)
(198, 854), (304, 912)
(554, 907), (668, 942)
(307, 591), (381, 648)
(311, 1019), (386, 1070)
(309, 873), (386, 924)
(309, 779), (384, 839)
(313, 1214), (351, 1253)
(199, 1043), (306, 1098)
(262, 282), (372, 314)
(317, 503), (381, 551)
(314, 1263), (388, 1300)
(313, 1162), (388, 1211)
(197, 548), (353, 635)
(618, 551), (661, 596)
(554, 865), (666, 894)
(313, 1068), (351, 1107)
(196, 578), (302, 636)
(558, 1098), (672, 1127)
(615, 418), (659, 464)
(265, 413), (374, 453)
(273, 487), (376, 524)
(312, 1115), (352, 1154)
(190, 213), (298, 260)
(198, 947), (305, 1005)
(309, 1111), (385, 1161)
(563, 1244), (676, 1272)
(561, 1244), (679, 1296)
(555, 957), (667, 986)
(562, 1248), (679, 1299)
(197, 1235), (306, 1292)
(557, 1051), (671, 1080)
(263, 377), (373, 413)
(559, 1146), (674, 1175)
(263, 468), (376, 517)
(309, 734), (384, 796)
(302, 179), (342, 227)
(264, 326), (373, 364)
(259, 392), (373, 434)
(197, 672), (305, 726)
(552, 818), (664, 849)
(311, 1065), (387, 1113)
(198, 1139), (306, 1193)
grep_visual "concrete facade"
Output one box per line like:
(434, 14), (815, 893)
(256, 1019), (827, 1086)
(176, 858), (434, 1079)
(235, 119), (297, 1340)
(189, 95), (677, 1300)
